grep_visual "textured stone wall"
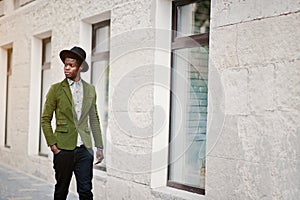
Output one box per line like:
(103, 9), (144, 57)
(0, 0), (156, 199)
(0, 0), (299, 199)
(207, 0), (300, 199)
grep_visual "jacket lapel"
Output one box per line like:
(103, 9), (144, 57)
(61, 78), (78, 123)
(79, 80), (92, 123)
(62, 78), (73, 105)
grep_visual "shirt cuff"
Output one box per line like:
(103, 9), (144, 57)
(97, 146), (103, 150)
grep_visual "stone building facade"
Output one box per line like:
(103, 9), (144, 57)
(0, 0), (299, 199)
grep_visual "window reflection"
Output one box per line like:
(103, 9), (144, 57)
(177, 0), (210, 37)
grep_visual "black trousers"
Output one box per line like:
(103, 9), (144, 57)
(53, 146), (94, 200)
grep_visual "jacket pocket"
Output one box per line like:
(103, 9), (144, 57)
(56, 119), (67, 126)
(56, 126), (68, 133)
(56, 120), (68, 133)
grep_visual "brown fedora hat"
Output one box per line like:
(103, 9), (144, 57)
(59, 46), (89, 72)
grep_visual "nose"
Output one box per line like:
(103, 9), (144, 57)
(65, 64), (71, 69)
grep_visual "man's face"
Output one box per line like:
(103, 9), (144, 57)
(64, 58), (81, 81)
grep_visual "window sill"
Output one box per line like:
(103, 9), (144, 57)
(152, 186), (205, 200)
(1, 146), (11, 150)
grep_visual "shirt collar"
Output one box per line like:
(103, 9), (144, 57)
(67, 78), (82, 86)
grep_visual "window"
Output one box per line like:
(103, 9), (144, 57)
(91, 20), (110, 171)
(0, 0), (4, 17)
(14, 0), (34, 8)
(39, 37), (51, 156)
(5, 48), (13, 148)
(168, 0), (210, 195)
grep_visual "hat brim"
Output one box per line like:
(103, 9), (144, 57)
(81, 60), (89, 72)
(59, 50), (89, 72)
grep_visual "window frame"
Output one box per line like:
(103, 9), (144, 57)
(14, 0), (35, 8)
(5, 48), (13, 148)
(91, 20), (110, 61)
(0, 0), (4, 17)
(167, 0), (210, 195)
(171, 0), (209, 49)
(91, 20), (111, 172)
(38, 37), (51, 157)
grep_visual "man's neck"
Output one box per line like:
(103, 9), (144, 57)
(68, 76), (81, 82)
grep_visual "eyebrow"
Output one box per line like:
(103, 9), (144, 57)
(64, 62), (77, 66)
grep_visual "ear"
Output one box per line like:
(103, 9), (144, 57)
(79, 65), (83, 72)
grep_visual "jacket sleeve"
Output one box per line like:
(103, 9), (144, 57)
(89, 86), (103, 147)
(41, 85), (57, 146)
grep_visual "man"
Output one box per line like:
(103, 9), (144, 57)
(41, 46), (104, 200)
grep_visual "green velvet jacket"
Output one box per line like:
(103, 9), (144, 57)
(41, 78), (103, 150)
